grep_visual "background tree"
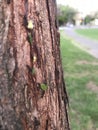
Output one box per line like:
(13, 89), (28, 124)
(94, 11), (98, 18)
(57, 5), (77, 26)
(84, 15), (95, 25)
(0, 0), (69, 130)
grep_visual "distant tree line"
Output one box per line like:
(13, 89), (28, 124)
(57, 5), (98, 26)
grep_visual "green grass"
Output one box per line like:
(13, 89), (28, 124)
(75, 28), (98, 41)
(60, 31), (98, 130)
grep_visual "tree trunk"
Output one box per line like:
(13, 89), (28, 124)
(0, 0), (70, 130)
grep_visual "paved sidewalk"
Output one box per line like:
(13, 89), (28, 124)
(64, 28), (98, 58)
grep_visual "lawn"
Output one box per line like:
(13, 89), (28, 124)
(60, 31), (98, 130)
(75, 28), (98, 41)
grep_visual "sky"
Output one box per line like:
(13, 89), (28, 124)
(56, 0), (98, 16)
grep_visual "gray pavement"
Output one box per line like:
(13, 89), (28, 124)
(63, 27), (98, 58)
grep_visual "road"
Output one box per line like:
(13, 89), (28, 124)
(63, 27), (98, 58)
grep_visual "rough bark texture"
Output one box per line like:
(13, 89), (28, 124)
(0, 0), (70, 130)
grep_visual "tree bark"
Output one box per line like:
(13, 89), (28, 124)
(0, 0), (70, 130)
